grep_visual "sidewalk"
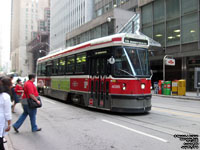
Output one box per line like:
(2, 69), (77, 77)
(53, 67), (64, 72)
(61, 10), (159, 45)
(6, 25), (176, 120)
(4, 135), (13, 150)
(152, 90), (200, 101)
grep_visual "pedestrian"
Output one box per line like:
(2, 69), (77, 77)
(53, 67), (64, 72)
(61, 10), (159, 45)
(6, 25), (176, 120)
(0, 77), (12, 150)
(13, 74), (41, 132)
(12, 79), (24, 113)
(9, 75), (18, 110)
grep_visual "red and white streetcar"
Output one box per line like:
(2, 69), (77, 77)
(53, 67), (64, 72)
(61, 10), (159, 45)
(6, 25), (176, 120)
(36, 33), (152, 113)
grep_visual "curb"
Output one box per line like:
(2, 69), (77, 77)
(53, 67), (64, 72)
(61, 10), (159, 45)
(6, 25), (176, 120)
(152, 94), (200, 101)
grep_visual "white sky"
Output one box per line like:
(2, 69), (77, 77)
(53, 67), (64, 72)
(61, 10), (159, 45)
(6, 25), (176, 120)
(0, 0), (11, 68)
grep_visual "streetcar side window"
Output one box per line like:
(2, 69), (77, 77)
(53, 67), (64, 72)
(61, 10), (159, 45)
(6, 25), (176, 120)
(75, 53), (86, 74)
(41, 63), (46, 76)
(37, 64), (41, 76)
(46, 61), (52, 76)
(58, 57), (66, 75)
(52, 59), (59, 75)
(66, 55), (75, 74)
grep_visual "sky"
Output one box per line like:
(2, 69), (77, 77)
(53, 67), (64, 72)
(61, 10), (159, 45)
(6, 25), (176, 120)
(0, 0), (11, 71)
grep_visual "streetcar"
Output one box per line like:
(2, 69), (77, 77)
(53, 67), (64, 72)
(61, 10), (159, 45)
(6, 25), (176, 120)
(36, 33), (152, 113)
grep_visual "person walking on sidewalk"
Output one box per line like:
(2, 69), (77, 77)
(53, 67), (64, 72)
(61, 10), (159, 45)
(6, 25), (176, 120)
(12, 79), (24, 113)
(0, 77), (12, 150)
(10, 75), (18, 111)
(13, 74), (41, 133)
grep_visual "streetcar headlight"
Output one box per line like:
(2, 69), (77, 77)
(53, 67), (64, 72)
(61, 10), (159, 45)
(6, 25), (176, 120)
(141, 84), (145, 89)
(122, 83), (126, 90)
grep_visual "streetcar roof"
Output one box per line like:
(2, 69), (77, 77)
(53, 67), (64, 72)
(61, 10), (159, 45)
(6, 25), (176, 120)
(37, 33), (149, 63)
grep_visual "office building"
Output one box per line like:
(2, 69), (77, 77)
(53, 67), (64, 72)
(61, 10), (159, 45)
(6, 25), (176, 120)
(139, 0), (200, 90)
(10, 0), (49, 76)
(65, 0), (138, 47)
(50, 0), (94, 50)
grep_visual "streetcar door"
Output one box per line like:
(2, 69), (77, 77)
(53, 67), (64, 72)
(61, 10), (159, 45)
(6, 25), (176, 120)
(89, 55), (109, 108)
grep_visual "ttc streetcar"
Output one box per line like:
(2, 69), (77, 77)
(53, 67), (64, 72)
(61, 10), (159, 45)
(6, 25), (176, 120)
(36, 33), (152, 113)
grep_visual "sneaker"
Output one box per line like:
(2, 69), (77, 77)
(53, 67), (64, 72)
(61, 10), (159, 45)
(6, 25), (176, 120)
(33, 128), (42, 132)
(13, 126), (19, 133)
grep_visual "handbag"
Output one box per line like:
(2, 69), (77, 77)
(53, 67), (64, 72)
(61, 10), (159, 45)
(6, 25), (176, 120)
(27, 97), (42, 108)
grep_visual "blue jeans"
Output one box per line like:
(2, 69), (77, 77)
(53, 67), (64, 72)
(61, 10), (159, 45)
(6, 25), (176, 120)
(13, 104), (38, 132)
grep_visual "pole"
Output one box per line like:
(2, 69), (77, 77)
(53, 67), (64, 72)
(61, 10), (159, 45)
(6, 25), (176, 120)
(163, 55), (167, 82)
(163, 55), (173, 82)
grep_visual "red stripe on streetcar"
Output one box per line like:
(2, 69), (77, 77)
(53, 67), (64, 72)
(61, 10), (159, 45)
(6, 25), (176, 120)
(112, 37), (122, 42)
(38, 43), (91, 62)
(38, 37), (122, 63)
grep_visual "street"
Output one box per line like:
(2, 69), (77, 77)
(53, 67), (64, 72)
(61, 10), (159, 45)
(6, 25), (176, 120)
(7, 95), (200, 150)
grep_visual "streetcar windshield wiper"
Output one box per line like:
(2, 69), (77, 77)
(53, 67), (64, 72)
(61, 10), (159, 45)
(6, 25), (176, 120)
(118, 69), (136, 78)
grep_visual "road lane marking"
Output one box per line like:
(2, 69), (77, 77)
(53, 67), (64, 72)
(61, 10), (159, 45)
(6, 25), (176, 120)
(102, 119), (168, 143)
(43, 99), (56, 104)
(152, 107), (200, 118)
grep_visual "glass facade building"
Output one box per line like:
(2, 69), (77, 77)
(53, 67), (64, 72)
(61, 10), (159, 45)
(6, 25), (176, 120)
(66, 0), (137, 47)
(140, 0), (200, 90)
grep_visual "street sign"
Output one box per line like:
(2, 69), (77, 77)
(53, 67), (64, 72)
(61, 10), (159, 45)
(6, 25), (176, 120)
(165, 58), (175, 66)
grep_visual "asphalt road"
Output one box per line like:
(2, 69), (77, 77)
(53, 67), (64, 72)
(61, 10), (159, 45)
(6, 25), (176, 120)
(7, 95), (200, 150)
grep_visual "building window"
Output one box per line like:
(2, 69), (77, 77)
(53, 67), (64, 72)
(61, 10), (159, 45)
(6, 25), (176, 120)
(182, 0), (198, 15)
(142, 3), (152, 27)
(97, 8), (103, 17)
(166, 0), (180, 20)
(153, 23), (165, 46)
(166, 19), (180, 46)
(181, 13), (198, 43)
(101, 23), (108, 37)
(142, 26), (153, 38)
(90, 28), (95, 40)
(153, 0), (165, 23)
(95, 26), (101, 39)
(104, 4), (110, 13)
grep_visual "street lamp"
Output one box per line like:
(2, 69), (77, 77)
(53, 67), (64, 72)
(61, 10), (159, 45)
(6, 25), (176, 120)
(107, 16), (115, 23)
(107, 16), (118, 34)
(39, 50), (48, 55)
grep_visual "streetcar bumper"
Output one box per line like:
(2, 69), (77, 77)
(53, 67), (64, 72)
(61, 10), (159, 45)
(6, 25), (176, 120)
(110, 94), (152, 113)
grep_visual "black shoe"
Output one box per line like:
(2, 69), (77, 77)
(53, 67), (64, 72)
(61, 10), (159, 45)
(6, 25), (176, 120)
(13, 126), (19, 133)
(33, 128), (42, 132)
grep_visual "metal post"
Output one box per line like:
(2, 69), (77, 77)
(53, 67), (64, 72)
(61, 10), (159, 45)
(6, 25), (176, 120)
(163, 55), (174, 82)
(197, 88), (200, 97)
(163, 55), (168, 82)
(163, 56), (165, 82)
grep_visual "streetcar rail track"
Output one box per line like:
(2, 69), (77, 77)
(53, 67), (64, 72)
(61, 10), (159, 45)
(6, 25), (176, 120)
(152, 106), (200, 115)
(103, 114), (197, 136)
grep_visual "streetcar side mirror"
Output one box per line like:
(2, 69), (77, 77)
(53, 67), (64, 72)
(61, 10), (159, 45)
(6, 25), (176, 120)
(107, 56), (115, 64)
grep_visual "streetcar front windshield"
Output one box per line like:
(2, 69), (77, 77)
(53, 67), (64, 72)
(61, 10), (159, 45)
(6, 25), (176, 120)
(114, 46), (150, 77)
